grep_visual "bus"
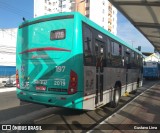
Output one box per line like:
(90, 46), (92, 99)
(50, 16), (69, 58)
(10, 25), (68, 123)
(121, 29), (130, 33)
(143, 61), (160, 79)
(16, 12), (143, 110)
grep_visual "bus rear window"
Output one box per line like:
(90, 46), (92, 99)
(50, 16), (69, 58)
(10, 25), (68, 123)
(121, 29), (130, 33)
(50, 29), (66, 40)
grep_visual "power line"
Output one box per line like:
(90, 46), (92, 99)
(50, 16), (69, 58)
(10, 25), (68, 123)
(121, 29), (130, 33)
(0, 1), (32, 15)
(0, 5), (30, 19)
(0, 1), (32, 19)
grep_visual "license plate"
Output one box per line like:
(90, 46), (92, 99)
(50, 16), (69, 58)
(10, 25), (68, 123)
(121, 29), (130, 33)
(36, 86), (46, 91)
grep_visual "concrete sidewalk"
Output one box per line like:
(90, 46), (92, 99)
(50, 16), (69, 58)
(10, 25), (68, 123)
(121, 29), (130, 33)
(93, 82), (160, 133)
(0, 87), (16, 93)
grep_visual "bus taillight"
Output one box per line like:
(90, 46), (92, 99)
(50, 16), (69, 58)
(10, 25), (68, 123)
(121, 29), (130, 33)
(16, 70), (20, 89)
(68, 70), (78, 94)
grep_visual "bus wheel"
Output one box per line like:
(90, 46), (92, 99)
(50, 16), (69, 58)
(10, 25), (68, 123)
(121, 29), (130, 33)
(137, 78), (140, 88)
(110, 86), (120, 108)
(20, 100), (29, 106)
(131, 89), (137, 94)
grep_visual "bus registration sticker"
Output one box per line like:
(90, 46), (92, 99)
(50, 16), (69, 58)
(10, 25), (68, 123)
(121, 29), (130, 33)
(36, 86), (46, 91)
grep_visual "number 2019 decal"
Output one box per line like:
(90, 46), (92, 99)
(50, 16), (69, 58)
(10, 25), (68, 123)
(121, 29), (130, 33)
(54, 79), (65, 86)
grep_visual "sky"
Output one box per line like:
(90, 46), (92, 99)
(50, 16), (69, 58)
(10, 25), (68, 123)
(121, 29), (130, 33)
(117, 12), (154, 53)
(0, 0), (154, 53)
(0, 0), (33, 28)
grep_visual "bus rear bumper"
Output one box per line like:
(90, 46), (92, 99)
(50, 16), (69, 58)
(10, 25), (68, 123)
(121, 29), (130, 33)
(16, 89), (83, 109)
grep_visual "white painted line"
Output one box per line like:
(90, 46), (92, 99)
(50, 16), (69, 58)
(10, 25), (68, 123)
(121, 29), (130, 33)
(87, 82), (160, 133)
(0, 87), (16, 93)
(34, 114), (56, 123)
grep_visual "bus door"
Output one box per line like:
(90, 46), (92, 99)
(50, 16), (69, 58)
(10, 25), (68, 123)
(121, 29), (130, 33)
(95, 40), (105, 106)
(125, 51), (130, 91)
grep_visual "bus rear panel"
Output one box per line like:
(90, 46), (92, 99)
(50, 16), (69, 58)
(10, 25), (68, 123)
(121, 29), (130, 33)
(16, 13), (84, 109)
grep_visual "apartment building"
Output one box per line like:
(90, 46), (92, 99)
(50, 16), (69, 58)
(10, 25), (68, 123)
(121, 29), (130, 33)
(34, 0), (117, 34)
(0, 28), (17, 67)
(0, 29), (17, 77)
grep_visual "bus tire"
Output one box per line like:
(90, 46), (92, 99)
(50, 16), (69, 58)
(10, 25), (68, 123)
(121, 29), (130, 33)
(137, 78), (140, 88)
(20, 100), (29, 106)
(110, 85), (121, 108)
(131, 89), (137, 94)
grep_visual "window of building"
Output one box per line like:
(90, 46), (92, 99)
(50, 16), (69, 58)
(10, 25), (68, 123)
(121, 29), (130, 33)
(103, 9), (105, 14)
(86, 0), (90, 3)
(108, 6), (112, 12)
(102, 17), (104, 22)
(86, 7), (90, 10)
(102, 1), (105, 6)
(63, 5), (66, 8)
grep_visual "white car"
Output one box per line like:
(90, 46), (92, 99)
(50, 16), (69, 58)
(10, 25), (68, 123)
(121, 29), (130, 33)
(2, 74), (16, 87)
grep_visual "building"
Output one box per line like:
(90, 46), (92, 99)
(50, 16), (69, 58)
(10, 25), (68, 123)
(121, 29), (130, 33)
(34, 0), (117, 35)
(0, 28), (17, 77)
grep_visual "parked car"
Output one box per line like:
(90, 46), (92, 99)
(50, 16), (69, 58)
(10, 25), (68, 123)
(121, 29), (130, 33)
(1, 80), (7, 86)
(2, 74), (16, 87)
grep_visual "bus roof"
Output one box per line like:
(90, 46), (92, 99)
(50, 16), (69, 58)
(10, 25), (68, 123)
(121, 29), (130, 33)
(19, 12), (142, 55)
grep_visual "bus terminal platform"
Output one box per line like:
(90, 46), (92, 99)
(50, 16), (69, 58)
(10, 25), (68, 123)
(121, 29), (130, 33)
(92, 81), (160, 133)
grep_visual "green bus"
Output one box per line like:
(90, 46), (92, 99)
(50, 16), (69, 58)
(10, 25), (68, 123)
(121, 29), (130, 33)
(16, 12), (143, 110)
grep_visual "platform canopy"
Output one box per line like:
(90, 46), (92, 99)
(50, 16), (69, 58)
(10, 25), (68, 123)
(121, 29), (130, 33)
(109, 0), (160, 52)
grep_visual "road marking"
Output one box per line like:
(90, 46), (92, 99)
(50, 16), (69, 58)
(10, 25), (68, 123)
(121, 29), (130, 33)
(34, 114), (56, 123)
(87, 82), (160, 133)
(0, 87), (16, 93)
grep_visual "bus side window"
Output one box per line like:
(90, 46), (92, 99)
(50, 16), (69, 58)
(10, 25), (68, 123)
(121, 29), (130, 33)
(136, 54), (139, 68)
(138, 55), (142, 69)
(125, 47), (131, 68)
(106, 38), (112, 67)
(83, 25), (94, 66)
(111, 41), (122, 67)
(130, 51), (136, 68)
